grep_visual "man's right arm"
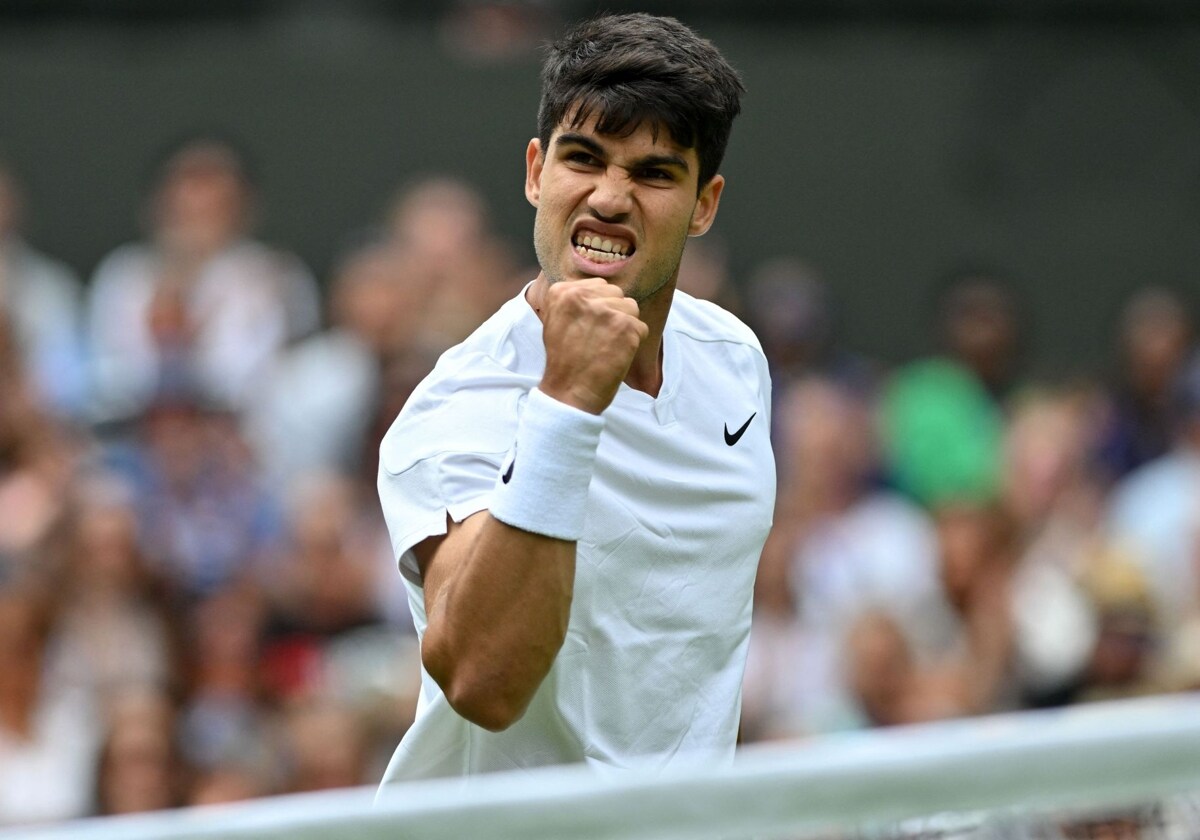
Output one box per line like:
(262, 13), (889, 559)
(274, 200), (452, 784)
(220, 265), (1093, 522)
(412, 278), (646, 732)
(413, 511), (576, 732)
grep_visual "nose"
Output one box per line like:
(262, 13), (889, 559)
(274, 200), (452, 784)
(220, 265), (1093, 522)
(587, 166), (633, 221)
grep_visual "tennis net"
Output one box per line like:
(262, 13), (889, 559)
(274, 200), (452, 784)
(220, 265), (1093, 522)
(7, 692), (1200, 840)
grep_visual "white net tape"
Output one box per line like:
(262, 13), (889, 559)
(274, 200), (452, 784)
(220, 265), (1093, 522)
(7, 693), (1200, 840)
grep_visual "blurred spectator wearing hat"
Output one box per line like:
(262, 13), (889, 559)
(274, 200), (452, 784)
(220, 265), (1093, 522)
(86, 135), (320, 425)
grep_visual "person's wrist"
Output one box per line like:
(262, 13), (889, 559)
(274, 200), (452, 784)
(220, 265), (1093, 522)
(489, 388), (605, 541)
(536, 379), (607, 416)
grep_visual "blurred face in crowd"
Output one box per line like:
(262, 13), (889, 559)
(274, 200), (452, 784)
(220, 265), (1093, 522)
(72, 491), (143, 595)
(1119, 288), (1191, 399)
(153, 143), (251, 257)
(388, 178), (488, 263)
(941, 278), (1018, 389)
(777, 377), (875, 506)
(1003, 392), (1089, 526)
(526, 114), (723, 311)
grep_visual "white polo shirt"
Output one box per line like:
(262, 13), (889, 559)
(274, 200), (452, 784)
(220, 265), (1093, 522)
(377, 286), (775, 782)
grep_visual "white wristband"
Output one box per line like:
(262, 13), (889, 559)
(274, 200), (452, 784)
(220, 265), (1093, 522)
(489, 388), (604, 542)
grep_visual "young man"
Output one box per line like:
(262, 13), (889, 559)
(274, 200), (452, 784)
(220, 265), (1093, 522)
(377, 13), (775, 782)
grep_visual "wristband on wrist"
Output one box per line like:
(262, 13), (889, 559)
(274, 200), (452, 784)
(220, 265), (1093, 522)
(489, 388), (604, 541)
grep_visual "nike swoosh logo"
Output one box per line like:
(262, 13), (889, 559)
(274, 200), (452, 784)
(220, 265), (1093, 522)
(724, 412), (756, 446)
(501, 458), (514, 484)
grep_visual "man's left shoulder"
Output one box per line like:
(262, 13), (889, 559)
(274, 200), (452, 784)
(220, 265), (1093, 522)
(669, 292), (765, 355)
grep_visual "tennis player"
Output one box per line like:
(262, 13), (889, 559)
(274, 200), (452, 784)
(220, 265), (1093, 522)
(377, 12), (775, 781)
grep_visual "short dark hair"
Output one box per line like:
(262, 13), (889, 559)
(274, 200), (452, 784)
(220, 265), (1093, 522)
(537, 13), (745, 189)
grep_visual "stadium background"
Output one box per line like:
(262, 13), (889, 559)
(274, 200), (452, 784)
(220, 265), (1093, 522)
(3, 0), (1200, 366)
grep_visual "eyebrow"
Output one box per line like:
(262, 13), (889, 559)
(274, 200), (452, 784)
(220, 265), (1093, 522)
(554, 132), (691, 174)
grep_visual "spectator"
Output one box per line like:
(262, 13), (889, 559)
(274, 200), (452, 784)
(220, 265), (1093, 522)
(87, 136), (320, 423)
(103, 383), (284, 599)
(0, 573), (100, 825)
(1096, 287), (1194, 481)
(0, 159), (88, 419)
(92, 686), (185, 816)
(743, 256), (873, 398)
(278, 699), (371, 793)
(0, 319), (80, 571)
(742, 377), (941, 738)
(932, 270), (1025, 404)
(1107, 351), (1200, 679)
(995, 386), (1138, 706)
(175, 583), (275, 783)
(242, 248), (386, 487)
(46, 474), (179, 710)
(379, 175), (523, 356)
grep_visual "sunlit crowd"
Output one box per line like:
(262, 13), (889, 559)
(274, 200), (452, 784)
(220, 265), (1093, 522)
(1, 136), (1197, 826)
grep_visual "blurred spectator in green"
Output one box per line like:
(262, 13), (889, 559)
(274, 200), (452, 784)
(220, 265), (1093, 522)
(1095, 287), (1193, 481)
(0, 157), (88, 419)
(878, 267), (1023, 507)
(87, 136), (320, 424)
(880, 358), (1004, 507)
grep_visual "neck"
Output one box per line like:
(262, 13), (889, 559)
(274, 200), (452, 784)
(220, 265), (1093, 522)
(624, 284), (672, 397)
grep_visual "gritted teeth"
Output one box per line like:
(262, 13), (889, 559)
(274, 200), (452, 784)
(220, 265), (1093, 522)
(572, 232), (633, 260)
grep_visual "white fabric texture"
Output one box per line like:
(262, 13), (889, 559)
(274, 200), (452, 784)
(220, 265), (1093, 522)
(377, 286), (775, 781)
(489, 387), (605, 541)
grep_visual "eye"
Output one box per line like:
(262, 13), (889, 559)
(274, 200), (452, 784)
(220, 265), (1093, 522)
(637, 167), (674, 182)
(565, 151), (601, 167)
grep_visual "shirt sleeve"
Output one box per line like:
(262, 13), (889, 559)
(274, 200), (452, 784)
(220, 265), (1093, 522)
(376, 351), (532, 584)
(378, 450), (505, 584)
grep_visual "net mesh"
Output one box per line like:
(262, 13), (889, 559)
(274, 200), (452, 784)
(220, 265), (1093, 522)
(5, 694), (1199, 840)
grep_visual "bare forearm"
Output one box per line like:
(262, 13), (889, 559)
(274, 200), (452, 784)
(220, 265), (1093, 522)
(422, 515), (575, 731)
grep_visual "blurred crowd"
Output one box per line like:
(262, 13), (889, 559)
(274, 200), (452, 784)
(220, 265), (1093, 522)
(1, 135), (1199, 826)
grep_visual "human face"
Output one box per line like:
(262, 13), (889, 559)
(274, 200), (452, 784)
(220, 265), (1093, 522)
(525, 116), (724, 306)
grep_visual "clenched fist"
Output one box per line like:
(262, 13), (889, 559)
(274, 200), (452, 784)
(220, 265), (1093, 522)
(537, 278), (649, 415)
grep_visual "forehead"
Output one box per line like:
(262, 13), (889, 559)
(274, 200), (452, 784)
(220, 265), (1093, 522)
(550, 111), (696, 161)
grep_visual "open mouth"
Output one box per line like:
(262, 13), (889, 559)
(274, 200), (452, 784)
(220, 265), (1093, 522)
(572, 232), (634, 264)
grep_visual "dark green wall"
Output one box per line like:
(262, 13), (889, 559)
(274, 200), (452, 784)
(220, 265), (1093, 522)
(3, 11), (1199, 372)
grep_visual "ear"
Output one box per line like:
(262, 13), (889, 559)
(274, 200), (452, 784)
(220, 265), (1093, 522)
(524, 138), (544, 208)
(688, 174), (725, 237)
